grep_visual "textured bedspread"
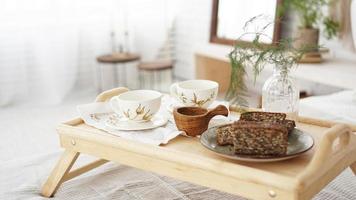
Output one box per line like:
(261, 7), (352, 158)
(1, 151), (355, 200)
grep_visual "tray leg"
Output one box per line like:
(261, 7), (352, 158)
(351, 162), (356, 175)
(63, 159), (109, 182)
(41, 150), (80, 197)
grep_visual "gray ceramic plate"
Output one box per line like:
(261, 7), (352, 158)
(200, 126), (314, 162)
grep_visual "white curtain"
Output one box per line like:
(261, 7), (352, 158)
(330, 0), (355, 52)
(0, 0), (116, 106)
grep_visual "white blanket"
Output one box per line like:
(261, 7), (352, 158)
(299, 90), (356, 124)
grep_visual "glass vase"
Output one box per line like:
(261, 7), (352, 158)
(262, 68), (299, 120)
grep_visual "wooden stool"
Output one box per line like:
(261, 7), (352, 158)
(96, 53), (140, 92)
(138, 60), (173, 91)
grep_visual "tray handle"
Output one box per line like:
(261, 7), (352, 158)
(297, 123), (352, 184)
(95, 87), (129, 102)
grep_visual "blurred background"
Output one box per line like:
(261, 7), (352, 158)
(0, 0), (224, 107)
(0, 0), (355, 107)
(1, 1), (356, 199)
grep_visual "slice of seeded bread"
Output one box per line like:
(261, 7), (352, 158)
(216, 111), (295, 156)
(283, 119), (296, 133)
(239, 111), (286, 123)
(216, 124), (235, 146)
(231, 121), (288, 156)
(240, 111), (295, 133)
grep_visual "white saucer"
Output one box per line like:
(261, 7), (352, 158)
(105, 114), (168, 131)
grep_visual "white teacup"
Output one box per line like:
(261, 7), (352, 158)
(110, 90), (162, 122)
(170, 80), (218, 108)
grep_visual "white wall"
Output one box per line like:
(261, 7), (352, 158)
(118, 0), (212, 80)
(96, 0), (212, 82)
(0, 0), (117, 105)
(173, 0), (212, 79)
(81, 0), (180, 91)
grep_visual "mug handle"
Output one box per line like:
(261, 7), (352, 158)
(110, 96), (121, 114)
(170, 83), (179, 98)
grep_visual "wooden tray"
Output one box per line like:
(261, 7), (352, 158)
(41, 87), (356, 200)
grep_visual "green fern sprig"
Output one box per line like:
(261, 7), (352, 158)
(225, 16), (316, 107)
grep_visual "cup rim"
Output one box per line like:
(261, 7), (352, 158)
(177, 79), (218, 91)
(174, 107), (208, 118)
(115, 90), (162, 103)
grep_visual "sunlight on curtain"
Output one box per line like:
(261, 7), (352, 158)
(0, 0), (115, 106)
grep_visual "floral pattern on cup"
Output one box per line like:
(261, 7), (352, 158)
(110, 90), (162, 122)
(122, 104), (153, 121)
(179, 92), (215, 107)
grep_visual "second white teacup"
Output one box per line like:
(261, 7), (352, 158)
(170, 80), (218, 108)
(110, 90), (162, 122)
